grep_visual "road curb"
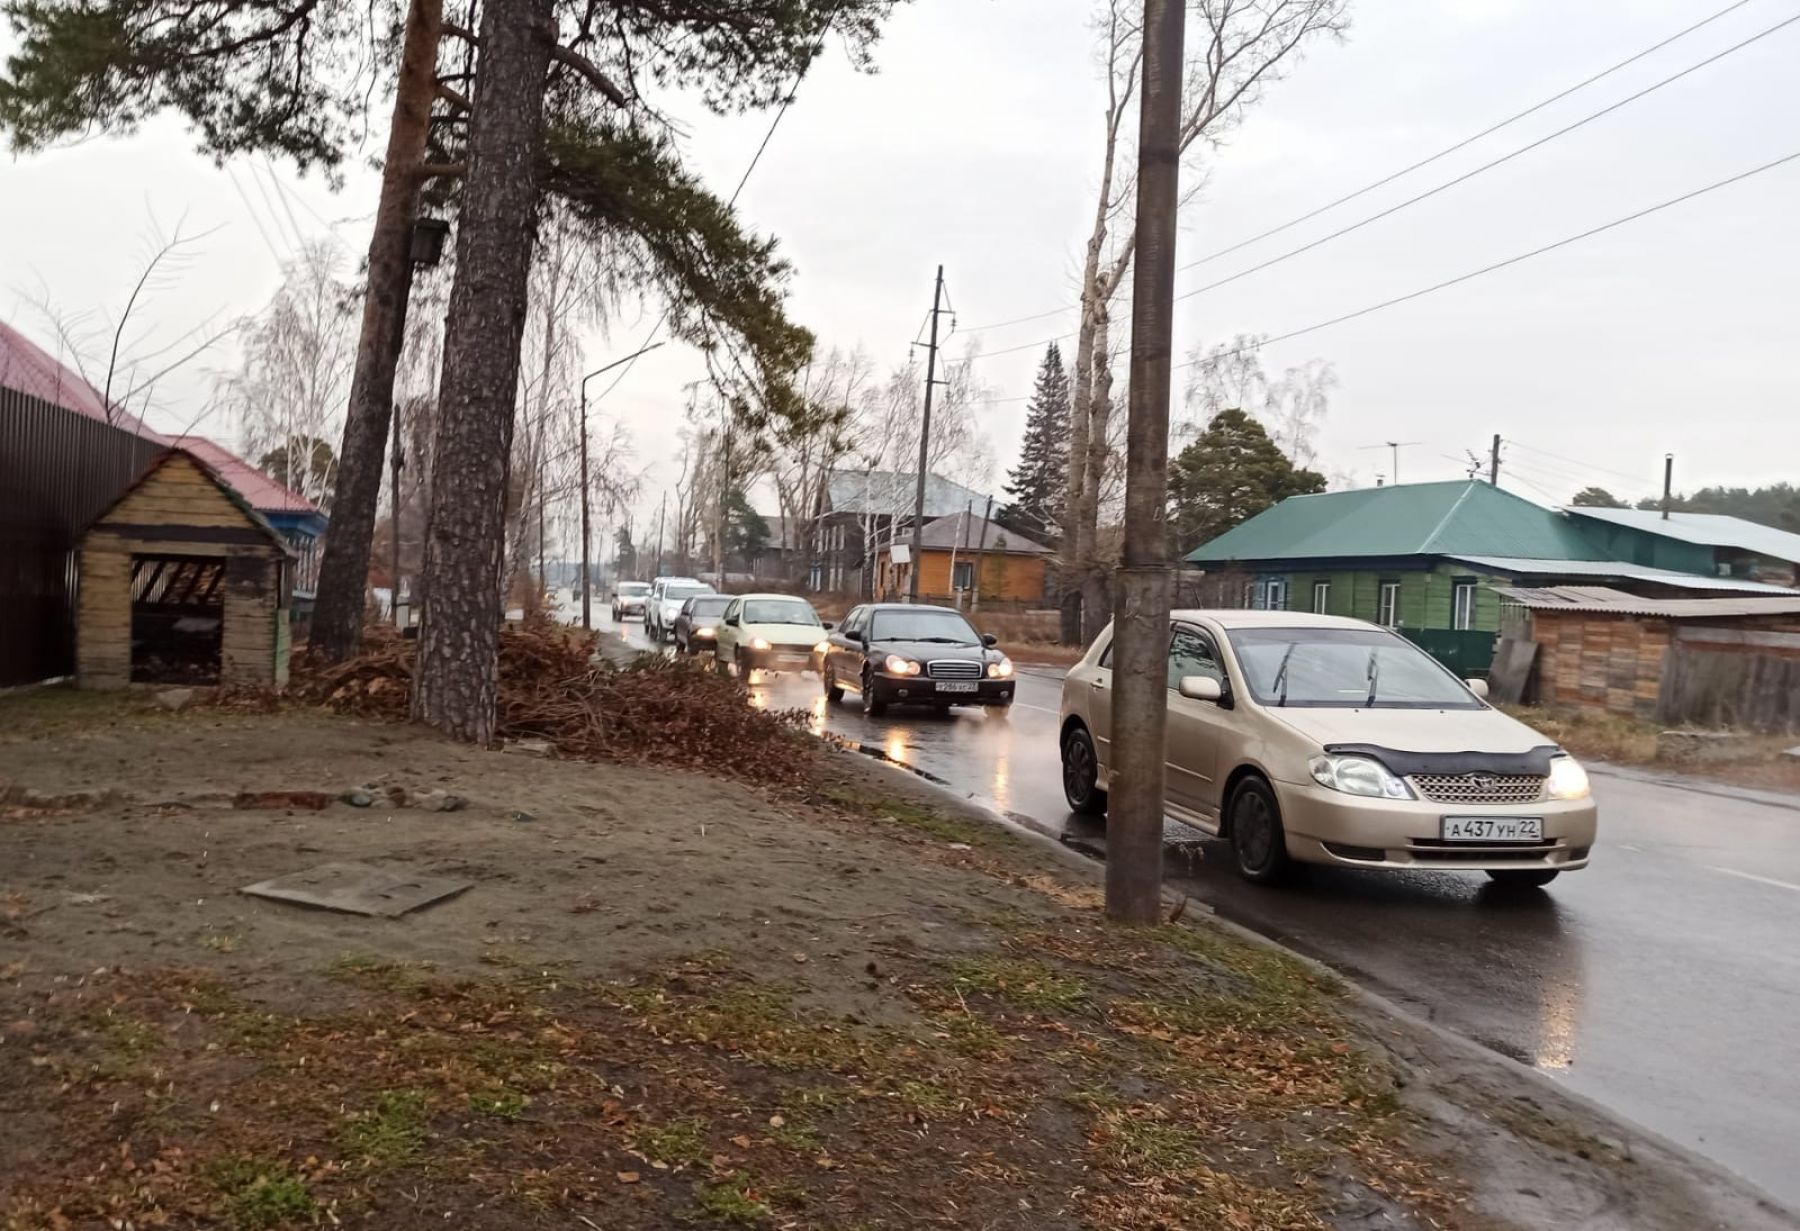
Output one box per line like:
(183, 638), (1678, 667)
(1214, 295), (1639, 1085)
(1591, 762), (1800, 814)
(833, 738), (1800, 1229)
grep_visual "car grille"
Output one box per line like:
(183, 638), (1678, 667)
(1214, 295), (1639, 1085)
(1410, 773), (1544, 804)
(926, 659), (982, 680)
(1409, 839), (1560, 862)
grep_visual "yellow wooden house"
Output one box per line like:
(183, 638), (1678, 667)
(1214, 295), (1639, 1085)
(76, 449), (295, 690)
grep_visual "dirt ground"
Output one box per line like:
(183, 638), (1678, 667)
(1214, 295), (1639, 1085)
(1501, 704), (1800, 793)
(1, 689), (1791, 1231)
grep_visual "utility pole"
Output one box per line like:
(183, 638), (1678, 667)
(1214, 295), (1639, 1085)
(1107, 0), (1185, 925)
(389, 399), (405, 626)
(1662, 453), (1675, 519)
(654, 492), (667, 578)
(1489, 434), (1502, 485)
(908, 264), (947, 603)
(578, 343), (664, 628)
(972, 495), (994, 611)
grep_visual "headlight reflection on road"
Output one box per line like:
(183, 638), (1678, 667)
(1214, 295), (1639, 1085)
(884, 728), (911, 764)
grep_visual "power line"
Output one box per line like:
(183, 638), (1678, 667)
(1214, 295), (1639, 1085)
(589, 0), (847, 409)
(1506, 440), (1650, 487)
(955, 0), (1761, 335)
(1170, 147), (1800, 373)
(1168, 11), (1800, 308)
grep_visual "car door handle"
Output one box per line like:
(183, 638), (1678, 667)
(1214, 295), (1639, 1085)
(1089, 679), (1106, 690)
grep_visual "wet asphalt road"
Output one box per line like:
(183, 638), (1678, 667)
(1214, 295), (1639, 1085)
(608, 616), (1800, 1209)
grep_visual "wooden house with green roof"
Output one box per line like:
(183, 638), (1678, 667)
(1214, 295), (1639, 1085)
(1183, 480), (1792, 674)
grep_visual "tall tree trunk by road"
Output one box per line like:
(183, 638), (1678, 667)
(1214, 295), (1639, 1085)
(411, 0), (553, 743)
(310, 0), (444, 660)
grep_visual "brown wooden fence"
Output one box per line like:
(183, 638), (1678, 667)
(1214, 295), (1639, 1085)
(0, 387), (162, 686)
(1656, 627), (1800, 734)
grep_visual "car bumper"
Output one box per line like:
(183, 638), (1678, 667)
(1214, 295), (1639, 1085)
(873, 675), (1015, 707)
(741, 646), (822, 671)
(617, 602), (646, 617)
(1273, 779), (1598, 872)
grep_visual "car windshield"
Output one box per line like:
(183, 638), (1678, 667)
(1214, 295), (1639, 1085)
(617, 582), (650, 596)
(663, 584), (711, 602)
(1225, 626), (1481, 709)
(743, 599), (819, 625)
(869, 608), (980, 644)
(686, 596), (732, 618)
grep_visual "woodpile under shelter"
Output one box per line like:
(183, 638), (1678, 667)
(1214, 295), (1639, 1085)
(1495, 586), (1800, 733)
(77, 449), (295, 690)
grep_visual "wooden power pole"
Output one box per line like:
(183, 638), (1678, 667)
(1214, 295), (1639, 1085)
(1106, 0), (1186, 924)
(908, 265), (947, 603)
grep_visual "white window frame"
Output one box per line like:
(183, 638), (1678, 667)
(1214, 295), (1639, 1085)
(1264, 578), (1287, 611)
(1452, 579), (1477, 631)
(1378, 581), (1401, 628)
(1312, 580), (1330, 614)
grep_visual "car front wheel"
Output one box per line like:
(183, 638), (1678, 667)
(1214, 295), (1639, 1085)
(863, 668), (888, 717)
(1228, 776), (1290, 885)
(1061, 724), (1106, 816)
(824, 668), (844, 705)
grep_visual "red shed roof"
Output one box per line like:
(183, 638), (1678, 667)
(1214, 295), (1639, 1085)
(0, 319), (167, 441)
(172, 436), (319, 516)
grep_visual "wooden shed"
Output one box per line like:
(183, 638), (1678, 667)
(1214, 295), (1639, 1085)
(76, 449), (294, 690)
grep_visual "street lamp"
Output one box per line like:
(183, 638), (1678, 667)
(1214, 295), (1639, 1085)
(577, 342), (664, 628)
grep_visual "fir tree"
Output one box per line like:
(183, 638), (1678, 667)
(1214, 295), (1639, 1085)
(999, 342), (1070, 541)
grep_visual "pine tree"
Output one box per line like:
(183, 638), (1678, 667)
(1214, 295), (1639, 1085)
(999, 343), (1070, 541)
(1168, 409), (1326, 551)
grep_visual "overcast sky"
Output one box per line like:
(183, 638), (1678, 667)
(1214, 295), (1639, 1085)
(4, 0), (1797, 538)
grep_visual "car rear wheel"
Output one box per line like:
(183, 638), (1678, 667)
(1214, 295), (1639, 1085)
(1486, 868), (1559, 889)
(1061, 725), (1106, 816)
(1228, 777), (1290, 885)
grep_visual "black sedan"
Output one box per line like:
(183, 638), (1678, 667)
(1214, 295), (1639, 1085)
(673, 594), (734, 655)
(819, 603), (1014, 716)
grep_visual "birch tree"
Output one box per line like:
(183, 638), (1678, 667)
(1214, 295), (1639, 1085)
(1061, 0), (1349, 641)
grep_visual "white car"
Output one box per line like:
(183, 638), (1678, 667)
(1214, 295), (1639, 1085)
(647, 578), (713, 642)
(713, 594), (828, 675)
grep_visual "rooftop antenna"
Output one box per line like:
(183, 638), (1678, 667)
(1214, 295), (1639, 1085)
(1360, 440), (1423, 485)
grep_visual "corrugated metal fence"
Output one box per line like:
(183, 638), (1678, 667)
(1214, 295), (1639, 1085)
(1, 387), (163, 686)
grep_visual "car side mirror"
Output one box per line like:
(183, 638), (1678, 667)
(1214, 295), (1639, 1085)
(981, 633), (998, 647)
(822, 622), (835, 631)
(1465, 678), (1490, 700)
(726, 615), (739, 627)
(1178, 675), (1223, 703)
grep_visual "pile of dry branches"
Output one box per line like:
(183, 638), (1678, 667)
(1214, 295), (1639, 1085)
(296, 622), (812, 783)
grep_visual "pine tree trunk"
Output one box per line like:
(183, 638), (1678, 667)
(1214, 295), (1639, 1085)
(410, 0), (552, 744)
(310, 0), (443, 660)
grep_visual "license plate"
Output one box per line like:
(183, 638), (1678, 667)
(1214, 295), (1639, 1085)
(1440, 816), (1543, 842)
(936, 681), (979, 694)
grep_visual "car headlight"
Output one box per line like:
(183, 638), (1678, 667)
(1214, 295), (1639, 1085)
(814, 640), (830, 655)
(1545, 755), (1590, 801)
(1308, 754), (1415, 800)
(883, 654), (921, 676)
(696, 626), (715, 638)
(750, 636), (772, 651)
(986, 656), (1014, 679)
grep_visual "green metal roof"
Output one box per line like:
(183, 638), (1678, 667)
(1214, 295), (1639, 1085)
(1185, 480), (1611, 566)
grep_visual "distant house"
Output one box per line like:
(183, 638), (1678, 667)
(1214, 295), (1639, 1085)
(872, 513), (1052, 604)
(1183, 480), (1791, 675)
(810, 469), (993, 596)
(172, 438), (328, 600)
(1561, 506), (1800, 588)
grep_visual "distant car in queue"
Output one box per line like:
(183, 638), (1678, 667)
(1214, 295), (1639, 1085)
(711, 594), (827, 674)
(820, 603), (1014, 717)
(1057, 610), (1596, 888)
(648, 578), (714, 642)
(673, 594), (734, 655)
(610, 581), (651, 622)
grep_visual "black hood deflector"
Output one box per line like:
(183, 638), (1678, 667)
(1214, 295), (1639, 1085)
(1322, 743), (1563, 777)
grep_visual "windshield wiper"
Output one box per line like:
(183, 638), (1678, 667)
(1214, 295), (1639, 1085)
(910, 635), (974, 644)
(1270, 641), (1298, 707)
(1364, 648), (1381, 708)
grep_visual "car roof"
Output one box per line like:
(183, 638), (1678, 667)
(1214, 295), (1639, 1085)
(863, 603), (965, 613)
(733, 592), (815, 602)
(1176, 608), (1377, 631)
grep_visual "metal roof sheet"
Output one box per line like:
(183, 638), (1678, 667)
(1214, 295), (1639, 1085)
(1184, 480), (1608, 565)
(1493, 585), (1800, 618)
(915, 512), (1050, 554)
(1446, 556), (1795, 593)
(172, 437), (320, 517)
(1564, 505), (1800, 565)
(826, 470), (991, 519)
(0, 320), (168, 440)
